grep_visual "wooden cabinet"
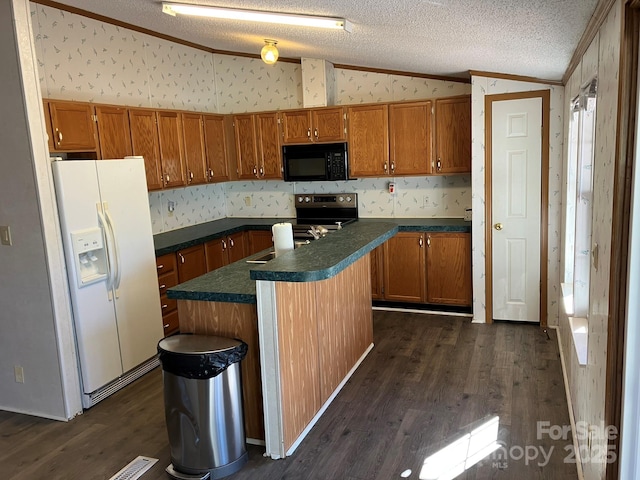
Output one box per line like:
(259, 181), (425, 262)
(255, 112), (282, 179)
(129, 109), (163, 191)
(248, 230), (273, 255)
(389, 101), (433, 176)
(43, 101), (55, 151)
(425, 233), (472, 306)
(233, 113), (282, 180)
(181, 113), (208, 186)
(46, 100), (98, 152)
(130, 109), (187, 190)
(433, 96), (471, 174)
(95, 105), (133, 159)
(176, 244), (207, 283)
(203, 114), (230, 182)
(370, 244), (385, 300)
(156, 253), (179, 337)
(205, 231), (248, 271)
(383, 232), (426, 302)
(379, 231), (472, 306)
(281, 107), (346, 144)
(157, 110), (187, 189)
(347, 104), (389, 178)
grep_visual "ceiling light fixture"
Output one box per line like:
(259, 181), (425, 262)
(162, 3), (352, 32)
(261, 40), (279, 65)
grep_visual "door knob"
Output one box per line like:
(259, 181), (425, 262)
(494, 223), (503, 231)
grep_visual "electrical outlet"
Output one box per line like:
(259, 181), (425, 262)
(244, 196), (252, 206)
(0, 225), (12, 246)
(14, 365), (24, 383)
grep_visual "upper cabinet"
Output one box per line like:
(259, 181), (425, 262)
(347, 104), (389, 178)
(281, 107), (346, 144)
(129, 109), (163, 191)
(156, 111), (187, 189)
(433, 96), (471, 174)
(389, 101), (433, 176)
(203, 114), (231, 182)
(95, 105), (133, 160)
(233, 113), (282, 180)
(46, 100), (98, 152)
(181, 112), (208, 186)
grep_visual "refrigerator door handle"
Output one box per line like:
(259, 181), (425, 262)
(96, 205), (115, 298)
(103, 203), (122, 297)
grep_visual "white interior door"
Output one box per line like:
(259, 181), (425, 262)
(491, 97), (542, 322)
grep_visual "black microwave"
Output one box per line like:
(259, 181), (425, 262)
(282, 142), (349, 182)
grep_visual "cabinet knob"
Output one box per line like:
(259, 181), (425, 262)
(157, 264), (164, 270)
(164, 323), (170, 329)
(189, 171), (194, 182)
(159, 284), (166, 289)
(436, 158), (442, 171)
(208, 168), (214, 180)
(162, 304), (168, 310)
(427, 235), (431, 247)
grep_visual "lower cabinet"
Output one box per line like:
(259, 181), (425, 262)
(205, 231), (248, 271)
(247, 230), (274, 255)
(375, 231), (472, 307)
(156, 253), (180, 337)
(176, 244), (207, 282)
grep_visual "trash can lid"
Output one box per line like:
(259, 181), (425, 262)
(158, 334), (242, 355)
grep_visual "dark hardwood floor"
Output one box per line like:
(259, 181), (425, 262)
(0, 312), (577, 480)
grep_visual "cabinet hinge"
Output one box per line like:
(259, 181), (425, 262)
(432, 107), (435, 114)
(277, 118), (281, 124)
(92, 114), (98, 122)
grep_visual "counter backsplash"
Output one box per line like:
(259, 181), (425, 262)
(149, 175), (471, 235)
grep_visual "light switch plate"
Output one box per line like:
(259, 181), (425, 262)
(0, 225), (12, 246)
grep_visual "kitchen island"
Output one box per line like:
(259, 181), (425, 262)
(167, 221), (398, 458)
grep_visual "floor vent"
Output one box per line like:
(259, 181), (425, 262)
(108, 456), (158, 480)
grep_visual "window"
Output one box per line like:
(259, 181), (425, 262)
(563, 77), (597, 365)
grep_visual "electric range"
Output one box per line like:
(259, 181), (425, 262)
(292, 193), (358, 239)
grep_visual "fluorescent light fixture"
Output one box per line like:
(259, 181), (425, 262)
(162, 3), (352, 32)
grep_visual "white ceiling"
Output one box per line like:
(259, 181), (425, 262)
(47, 0), (599, 81)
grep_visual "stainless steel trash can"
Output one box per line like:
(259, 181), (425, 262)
(158, 334), (249, 480)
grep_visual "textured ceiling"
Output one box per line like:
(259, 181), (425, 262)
(45, 0), (599, 81)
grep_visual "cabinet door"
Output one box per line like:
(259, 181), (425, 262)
(205, 238), (229, 271)
(182, 113), (208, 185)
(383, 232), (425, 302)
(347, 104), (389, 177)
(95, 105), (133, 159)
(233, 114), (259, 179)
(256, 112), (282, 179)
(48, 101), (97, 151)
(42, 101), (55, 151)
(129, 109), (163, 191)
(227, 231), (248, 263)
(176, 245), (207, 283)
(434, 96), (471, 174)
(426, 233), (472, 306)
(370, 244), (385, 300)
(312, 107), (346, 143)
(157, 111), (187, 188)
(389, 101), (432, 176)
(281, 110), (312, 144)
(203, 114), (230, 182)
(248, 230), (273, 254)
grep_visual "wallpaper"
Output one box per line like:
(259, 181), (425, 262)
(224, 176), (471, 220)
(470, 77), (564, 327)
(557, 3), (621, 480)
(148, 182), (226, 234)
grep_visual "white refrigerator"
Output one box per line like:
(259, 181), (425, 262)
(52, 157), (163, 408)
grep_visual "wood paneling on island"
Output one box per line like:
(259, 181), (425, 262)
(177, 300), (265, 442)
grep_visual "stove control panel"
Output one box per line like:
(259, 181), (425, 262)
(295, 193), (357, 209)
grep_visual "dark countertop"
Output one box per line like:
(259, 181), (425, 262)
(154, 217), (292, 256)
(164, 217), (471, 304)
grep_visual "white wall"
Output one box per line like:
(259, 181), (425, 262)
(0, 0), (80, 419)
(470, 77), (564, 326)
(557, 3), (622, 479)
